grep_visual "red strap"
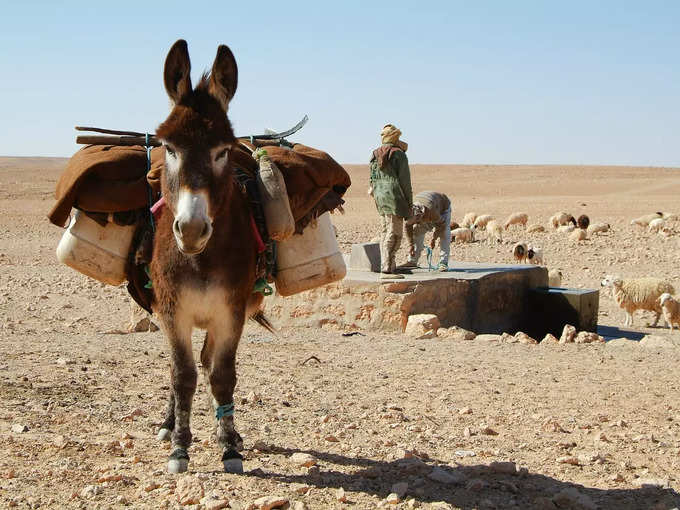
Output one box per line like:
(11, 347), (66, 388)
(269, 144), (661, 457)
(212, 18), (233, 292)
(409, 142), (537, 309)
(150, 196), (166, 220)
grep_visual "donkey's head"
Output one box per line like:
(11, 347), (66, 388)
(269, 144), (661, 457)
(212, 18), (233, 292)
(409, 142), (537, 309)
(156, 39), (238, 255)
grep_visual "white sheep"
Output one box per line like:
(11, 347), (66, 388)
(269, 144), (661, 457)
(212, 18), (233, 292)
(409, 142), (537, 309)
(557, 224), (576, 234)
(512, 242), (528, 263)
(548, 269), (562, 287)
(630, 212), (662, 228)
(526, 224), (545, 234)
(661, 212), (678, 222)
(473, 214), (494, 230)
(485, 220), (502, 244)
(587, 222), (610, 235)
(659, 293), (680, 331)
(451, 226), (475, 243)
(570, 228), (587, 242)
(648, 218), (665, 233)
(601, 275), (675, 327)
(504, 212), (528, 230)
(527, 245), (544, 265)
(549, 212), (575, 229)
(461, 212), (477, 228)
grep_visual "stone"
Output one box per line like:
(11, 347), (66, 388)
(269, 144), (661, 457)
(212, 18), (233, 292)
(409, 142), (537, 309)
(574, 331), (604, 344)
(501, 332), (518, 343)
(204, 499), (230, 510)
(438, 326), (476, 341)
(489, 461), (517, 475)
(391, 482), (408, 498)
(11, 424), (28, 433)
(557, 456), (580, 465)
(253, 496), (289, 510)
(515, 331), (538, 344)
(465, 478), (486, 491)
(80, 485), (102, 499)
(633, 478), (670, 488)
(640, 335), (680, 349)
(540, 333), (559, 345)
(427, 466), (465, 485)
(128, 300), (159, 332)
(559, 324), (576, 344)
(290, 453), (316, 467)
(56, 357), (75, 366)
(458, 407), (472, 415)
(475, 334), (502, 342)
(454, 450), (475, 458)
(606, 337), (638, 347)
(291, 503), (308, 510)
(404, 314), (440, 338)
(336, 488), (347, 502)
(551, 488), (596, 510)
(385, 493), (400, 504)
(481, 427), (498, 435)
(176, 475), (204, 505)
(349, 242), (381, 272)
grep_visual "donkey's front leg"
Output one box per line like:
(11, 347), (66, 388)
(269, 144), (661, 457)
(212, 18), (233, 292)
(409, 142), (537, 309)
(157, 392), (175, 442)
(208, 314), (245, 473)
(162, 321), (198, 474)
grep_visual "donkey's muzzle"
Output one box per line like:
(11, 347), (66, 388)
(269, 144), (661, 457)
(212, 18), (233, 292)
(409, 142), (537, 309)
(173, 216), (212, 254)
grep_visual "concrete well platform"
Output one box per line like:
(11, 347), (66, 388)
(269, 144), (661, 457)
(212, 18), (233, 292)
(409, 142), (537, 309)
(265, 261), (551, 334)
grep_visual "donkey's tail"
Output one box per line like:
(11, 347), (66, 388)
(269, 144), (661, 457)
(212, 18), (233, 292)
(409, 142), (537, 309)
(250, 310), (277, 335)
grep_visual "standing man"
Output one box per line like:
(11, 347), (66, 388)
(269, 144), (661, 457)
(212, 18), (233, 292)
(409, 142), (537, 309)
(401, 191), (452, 272)
(369, 124), (413, 279)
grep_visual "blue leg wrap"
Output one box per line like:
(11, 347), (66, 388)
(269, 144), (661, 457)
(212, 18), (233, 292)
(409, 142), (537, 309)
(216, 402), (235, 420)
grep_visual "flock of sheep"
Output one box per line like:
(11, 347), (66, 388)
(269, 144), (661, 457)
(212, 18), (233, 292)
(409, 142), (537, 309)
(445, 210), (680, 331)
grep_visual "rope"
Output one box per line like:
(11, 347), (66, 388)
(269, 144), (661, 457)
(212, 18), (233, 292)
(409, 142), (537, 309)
(425, 247), (435, 271)
(215, 402), (235, 420)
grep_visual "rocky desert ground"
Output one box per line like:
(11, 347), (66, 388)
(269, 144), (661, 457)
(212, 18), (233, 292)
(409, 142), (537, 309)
(1, 157), (680, 509)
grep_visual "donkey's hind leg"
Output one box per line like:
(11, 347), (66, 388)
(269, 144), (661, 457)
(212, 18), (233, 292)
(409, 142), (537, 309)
(208, 309), (246, 473)
(161, 319), (198, 474)
(157, 392), (175, 441)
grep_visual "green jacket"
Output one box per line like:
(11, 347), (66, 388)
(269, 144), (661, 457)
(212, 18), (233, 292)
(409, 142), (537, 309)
(369, 144), (413, 218)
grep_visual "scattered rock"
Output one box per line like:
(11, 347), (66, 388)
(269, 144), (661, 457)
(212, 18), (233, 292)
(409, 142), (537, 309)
(515, 331), (538, 344)
(291, 502), (308, 510)
(11, 424), (28, 434)
(438, 326), (476, 341)
(404, 314), (440, 339)
(336, 488), (347, 502)
(80, 485), (103, 499)
(640, 335), (680, 349)
(428, 467), (465, 485)
(606, 337), (638, 347)
(56, 357), (75, 366)
(324, 435), (339, 442)
(290, 452), (316, 467)
(475, 334), (502, 342)
(481, 427), (498, 435)
(551, 487), (596, 510)
(574, 331), (604, 344)
(391, 482), (408, 498)
(465, 478), (486, 491)
(128, 316), (159, 333)
(454, 450), (475, 458)
(540, 333), (559, 345)
(559, 324), (576, 344)
(252, 496), (289, 510)
(203, 499), (230, 510)
(542, 418), (567, 433)
(385, 493), (400, 505)
(557, 456), (580, 466)
(633, 478), (670, 488)
(458, 407), (472, 415)
(176, 475), (204, 505)
(501, 332), (518, 343)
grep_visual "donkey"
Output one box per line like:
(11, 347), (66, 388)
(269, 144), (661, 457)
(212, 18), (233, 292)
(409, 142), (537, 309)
(151, 39), (266, 474)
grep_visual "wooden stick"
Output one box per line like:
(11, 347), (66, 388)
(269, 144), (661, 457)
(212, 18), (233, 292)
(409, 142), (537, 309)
(76, 135), (161, 147)
(75, 126), (150, 137)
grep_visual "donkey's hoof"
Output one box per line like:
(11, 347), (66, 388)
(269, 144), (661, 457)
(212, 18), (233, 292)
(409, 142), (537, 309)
(222, 449), (244, 474)
(167, 448), (189, 474)
(157, 428), (172, 442)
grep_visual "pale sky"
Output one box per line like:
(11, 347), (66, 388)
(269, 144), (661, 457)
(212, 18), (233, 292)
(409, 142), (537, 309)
(0, 1), (678, 166)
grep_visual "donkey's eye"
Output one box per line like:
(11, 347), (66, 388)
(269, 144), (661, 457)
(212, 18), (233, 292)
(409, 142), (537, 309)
(165, 145), (176, 157)
(215, 148), (228, 162)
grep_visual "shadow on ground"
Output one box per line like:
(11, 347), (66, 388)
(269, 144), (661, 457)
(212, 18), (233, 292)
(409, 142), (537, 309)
(598, 325), (645, 341)
(245, 443), (679, 509)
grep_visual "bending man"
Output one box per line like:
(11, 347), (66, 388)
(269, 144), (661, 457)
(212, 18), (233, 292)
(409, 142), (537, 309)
(402, 191), (451, 272)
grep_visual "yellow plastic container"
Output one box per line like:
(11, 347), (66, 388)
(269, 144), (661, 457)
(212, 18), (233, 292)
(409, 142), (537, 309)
(56, 210), (135, 285)
(274, 212), (346, 296)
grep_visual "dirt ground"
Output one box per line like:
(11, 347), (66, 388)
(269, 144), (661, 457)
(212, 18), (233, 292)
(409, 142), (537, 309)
(1, 157), (679, 509)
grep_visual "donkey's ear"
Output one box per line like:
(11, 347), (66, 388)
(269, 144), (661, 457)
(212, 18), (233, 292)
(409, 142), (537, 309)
(164, 39), (192, 106)
(209, 45), (238, 111)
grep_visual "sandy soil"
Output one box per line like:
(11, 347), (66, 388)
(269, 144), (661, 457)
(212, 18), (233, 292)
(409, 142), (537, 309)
(1, 158), (679, 509)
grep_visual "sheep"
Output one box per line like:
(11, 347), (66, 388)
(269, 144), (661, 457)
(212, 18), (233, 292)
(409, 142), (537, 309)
(601, 275), (675, 327)
(451, 226), (475, 243)
(659, 226), (673, 238)
(527, 245), (544, 265)
(548, 269), (562, 287)
(648, 218), (665, 233)
(630, 212), (662, 228)
(550, 212), (576, 229)
(587, 222), (610, 235)
(570, 228), (587, 242)
(485, 220), (502, 244)
(659, 293), (680, 331)
(504, 212), (528, 230)
(526, 224), (545, 234)
(473, 214), (494, 230)
(557, 224), (576, 234)
(577, 214), (590, 230)
(661, 212), (678, 222)
(461, 212), (477, 228)
(512, 242), (528, 263)
(449, 221), (460, 230)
